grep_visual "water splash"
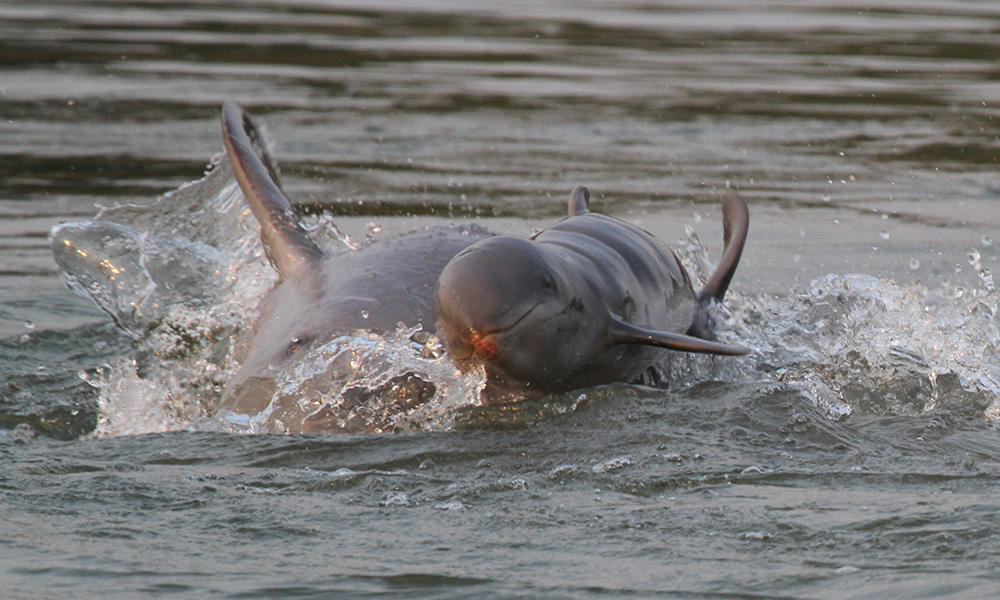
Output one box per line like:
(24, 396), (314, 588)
(216, 326), (487, 435)
(676, 224), (1000, 422)
(54, 155), (1000, 436)
(57, 153), (489, 436)
(51, 221), (227, 335)
(725, 274), (1000, 422)
(967, 248), (996, 294)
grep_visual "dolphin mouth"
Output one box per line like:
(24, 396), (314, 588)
(448, 300), (547, 364)
(481, 299), (546, 337)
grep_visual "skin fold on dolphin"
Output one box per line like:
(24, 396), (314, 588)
(219, 101), (749, 416)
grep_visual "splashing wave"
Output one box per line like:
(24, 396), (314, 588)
(51, 156), (1000, 436)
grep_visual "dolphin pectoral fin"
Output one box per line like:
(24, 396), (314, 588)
(567, 186), (591, 216)
(697, 193), (749, 304)
(221, 101), (324, 281)
(609, 317), (749, 355)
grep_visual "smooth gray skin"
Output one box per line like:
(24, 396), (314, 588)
(219, 102), (489, 414)
(435, 186), (749, 401)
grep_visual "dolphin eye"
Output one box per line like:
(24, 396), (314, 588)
(287, 334), (315, 356)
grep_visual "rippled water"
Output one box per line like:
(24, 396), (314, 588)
(3, 1), (1000, 597)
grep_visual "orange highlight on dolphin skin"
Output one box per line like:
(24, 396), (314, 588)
(470, 332), (499, 360)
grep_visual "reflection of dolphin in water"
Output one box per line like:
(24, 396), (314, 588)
(220, 102), (748, 415)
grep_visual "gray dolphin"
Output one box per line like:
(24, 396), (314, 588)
(219, 102), (490, 414)
(434, 186), (749, 402)
(219, 101), (748, 416)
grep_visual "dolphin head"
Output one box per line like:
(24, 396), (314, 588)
(435, 236), (603, 393)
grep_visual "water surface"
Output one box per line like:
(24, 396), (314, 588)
(2, 1), (1000, 597)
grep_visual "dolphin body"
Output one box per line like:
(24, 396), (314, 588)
(218, 102), (748, 416)
(435, 187), (748, 401)
(219, 102), (490, 415)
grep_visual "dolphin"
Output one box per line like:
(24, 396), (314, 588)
(219, 101), (748, 417)
(434, 186), (749, 402)
(219, 101), (490, 415)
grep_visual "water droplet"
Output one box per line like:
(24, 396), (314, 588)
(909, 258), (920, 270)
(433, 500), (465, 511)
(23, 320), (34, 330)
(979, 267), (996, 292)
(591, 455), (636, 473)
(361, 310), (370, 319)
(379, 491), (410, 506)
(981, 235), (992, 247)
(879, 230), (890, 240)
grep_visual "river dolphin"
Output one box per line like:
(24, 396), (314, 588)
(219, 101), (748, 414)
(435, 187), (748, 401)
(219, 102), (490, 414)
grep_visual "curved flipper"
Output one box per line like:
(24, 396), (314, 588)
(610, 317), (748, 355)
(696, 193), (749, 304)
(567, 186), (591, 216)
(221, 101), (323, 281)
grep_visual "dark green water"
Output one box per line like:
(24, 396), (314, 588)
(2, 1), (1000, 597)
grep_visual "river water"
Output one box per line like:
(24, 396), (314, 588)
(3, 1), (1000, 597)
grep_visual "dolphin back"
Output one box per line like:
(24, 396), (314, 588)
(542, 188), (748, 356)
